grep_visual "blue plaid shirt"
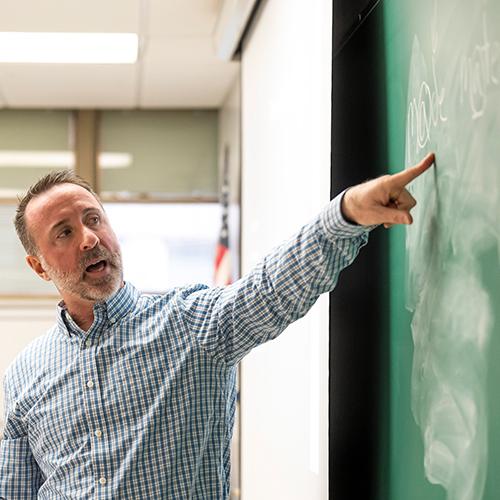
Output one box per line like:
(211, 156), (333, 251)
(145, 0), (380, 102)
(0, 194), (371, 499)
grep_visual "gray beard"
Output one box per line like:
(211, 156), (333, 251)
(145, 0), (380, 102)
(40, 247), (123, 303)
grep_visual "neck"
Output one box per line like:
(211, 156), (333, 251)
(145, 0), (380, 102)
(59, 282), (124, 332)
(62, 294), (96, 332)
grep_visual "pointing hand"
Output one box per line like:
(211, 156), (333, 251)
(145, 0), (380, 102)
(341, 153), (435, 227)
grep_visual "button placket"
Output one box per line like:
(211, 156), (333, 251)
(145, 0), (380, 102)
(80, 309), (112, 493)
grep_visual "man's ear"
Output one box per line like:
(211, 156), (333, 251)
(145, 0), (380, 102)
(26, 255), (52, 282)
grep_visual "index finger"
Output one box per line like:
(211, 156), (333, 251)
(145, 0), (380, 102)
(391, 153), (435, 187)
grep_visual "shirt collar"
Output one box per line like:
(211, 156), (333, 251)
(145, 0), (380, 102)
(56, 281), (140, 337)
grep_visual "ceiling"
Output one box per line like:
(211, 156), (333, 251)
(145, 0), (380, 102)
(0, 0), (240, 109)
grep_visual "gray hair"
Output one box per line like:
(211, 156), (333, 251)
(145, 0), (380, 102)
(14, 169), (100, 255)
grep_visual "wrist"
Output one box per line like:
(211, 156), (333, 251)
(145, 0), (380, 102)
(341, 189), (359, 225)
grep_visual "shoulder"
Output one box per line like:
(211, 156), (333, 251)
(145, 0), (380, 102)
(137, 283), (214, 308)
(131, 284), (227, 325)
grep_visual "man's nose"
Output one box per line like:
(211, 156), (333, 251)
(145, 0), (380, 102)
(80, 227), (100, 251)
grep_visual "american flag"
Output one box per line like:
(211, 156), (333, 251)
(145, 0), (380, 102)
(214, 146), (232, 286)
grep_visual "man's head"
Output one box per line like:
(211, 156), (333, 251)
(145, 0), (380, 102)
(15, 170), (123, 303)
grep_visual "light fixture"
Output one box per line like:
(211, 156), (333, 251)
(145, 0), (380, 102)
(0, 151), (133, 168)
(0, 32), (138, 64)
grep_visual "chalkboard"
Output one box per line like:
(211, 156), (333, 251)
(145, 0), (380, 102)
(383, 1), (500, 499)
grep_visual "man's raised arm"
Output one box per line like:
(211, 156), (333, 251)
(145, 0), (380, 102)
(179, 153), (435, 366)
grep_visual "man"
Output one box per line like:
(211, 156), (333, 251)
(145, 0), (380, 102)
(0, 153), (434, 499)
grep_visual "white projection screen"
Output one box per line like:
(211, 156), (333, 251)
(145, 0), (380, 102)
(240, 1), (333, 498)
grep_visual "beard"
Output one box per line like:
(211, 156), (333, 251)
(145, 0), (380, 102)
(40, 246), (123, 302)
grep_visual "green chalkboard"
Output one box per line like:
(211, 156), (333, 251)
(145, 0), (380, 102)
(383, 1), (500, 499)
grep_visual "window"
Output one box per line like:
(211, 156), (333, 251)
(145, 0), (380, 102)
(99, 110), (218, 201)
(0, 109), (221, 297)
(0, 110), (71, 198)
(105, 203), (221, 292)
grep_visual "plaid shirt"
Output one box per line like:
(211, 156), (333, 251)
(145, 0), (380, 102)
(0, 193), (370, 499)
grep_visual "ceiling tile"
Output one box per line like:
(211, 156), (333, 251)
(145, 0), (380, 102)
(0, 0), (141, 33)
(0, 0), (237, 108)
(0, 64), (138, 108)
(147, 0), (221, 37)
(139, 36), (239, 107)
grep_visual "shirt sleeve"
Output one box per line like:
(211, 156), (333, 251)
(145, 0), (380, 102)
(0, 371), (44, 499)
(181, 191), (375, 366)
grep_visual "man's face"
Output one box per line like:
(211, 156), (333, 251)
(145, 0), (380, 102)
(25, 183), (123, 303)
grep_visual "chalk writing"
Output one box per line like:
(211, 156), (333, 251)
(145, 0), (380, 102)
(406, 35), (447, 166)
(404, 3), (500, 500)
(459, 14), (500, 120)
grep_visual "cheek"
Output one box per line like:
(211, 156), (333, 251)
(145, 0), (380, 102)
(102, 231), (121, 255)
(112, 242), (122, 256)
(43, 252), (79, 276)
(57, 253), (80, 271)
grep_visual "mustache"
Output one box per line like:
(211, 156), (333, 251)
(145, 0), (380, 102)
(79, 246), (121, 272)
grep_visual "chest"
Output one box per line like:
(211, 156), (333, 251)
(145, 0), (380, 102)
(24, 320), (220, 461)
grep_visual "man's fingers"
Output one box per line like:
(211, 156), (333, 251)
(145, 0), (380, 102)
(392, 188), (417, 210)
(343, 155), (432, 226)
(378, 199), (411, 227)
(390, 152), (435, 187)
(375, 206), (413, 225)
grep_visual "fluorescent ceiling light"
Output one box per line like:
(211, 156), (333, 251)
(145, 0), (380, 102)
(0, 150), (132, 168)
(0, 32), (138, 64)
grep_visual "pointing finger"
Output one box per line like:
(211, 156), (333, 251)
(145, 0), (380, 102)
(390, 153), (435, 187)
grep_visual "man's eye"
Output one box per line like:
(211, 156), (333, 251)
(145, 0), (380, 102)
(88, 216), (100, 225)
(57, 229), (71, 239)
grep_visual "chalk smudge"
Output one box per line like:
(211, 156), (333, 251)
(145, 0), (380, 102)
(404, 3), (500, 499)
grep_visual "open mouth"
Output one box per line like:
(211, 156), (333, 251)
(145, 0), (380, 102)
(85, 260), (107, 274)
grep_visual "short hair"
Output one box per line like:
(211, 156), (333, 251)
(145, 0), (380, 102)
(14, 169), (101, 256)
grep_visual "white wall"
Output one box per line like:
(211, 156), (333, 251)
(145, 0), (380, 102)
(218, 74), (242, 499)
(240, 1), (332, 499)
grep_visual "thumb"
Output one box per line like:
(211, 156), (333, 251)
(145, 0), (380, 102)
(375, 206), (413, 225)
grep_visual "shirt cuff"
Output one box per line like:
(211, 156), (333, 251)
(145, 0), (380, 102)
(319, 189), (378, 239)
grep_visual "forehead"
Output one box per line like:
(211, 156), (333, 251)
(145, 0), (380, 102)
(25, 183), (101, 231)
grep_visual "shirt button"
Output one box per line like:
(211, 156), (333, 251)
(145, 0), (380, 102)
(99, 477), (107, 485)
(85, 339), (92, 347)
(86, 380), (94, 389)
(95, 429), (102, 438)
